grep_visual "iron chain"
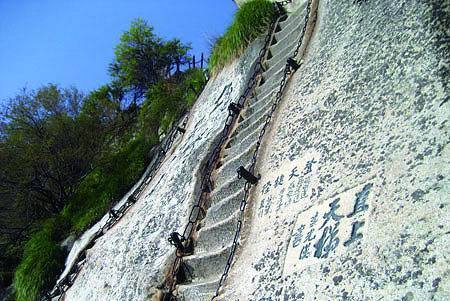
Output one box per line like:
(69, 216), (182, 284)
(211, 0), (312, 299)
(164, 2), (287, 298)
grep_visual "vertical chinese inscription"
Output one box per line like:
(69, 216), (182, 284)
(256, 153), (321, 218)
(283, 182), (374, 275)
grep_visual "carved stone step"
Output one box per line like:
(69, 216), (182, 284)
(177, 279), (219, 301)
(266, 34), (298, 70)
(216, 143), (256, 185)
(276, 1), (307, 37)
(244, 88), (277, 119)
(226, 121), (265, 160)
(210, 176), (245, 205)
(226, 124), (264, 167)
(270, 6), (307, 55)
(195, 210), (239, 253)
(183, 244), (232, 281)
(274, 11), (305, 46)
(238, 96), (275, 134)
(264, 48), (295, 79)
(204, 188), (244, 226)
(230, 108), (267, 147)
(256, 71), (287, 100)
(252, 81), (280, 108)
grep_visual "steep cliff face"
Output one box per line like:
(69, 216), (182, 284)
(59, 0), (449, 300)
(61, 38), (265, 300)
(220, 0), (449, 300)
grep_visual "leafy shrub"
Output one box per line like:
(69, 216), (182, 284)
(182, 69), (208, 107)
(139, 68), (206, 138)
(208, 0), (278, 75)
(62, 134), (152, 233)
(12, 133), (153, 300)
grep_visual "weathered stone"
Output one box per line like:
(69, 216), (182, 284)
(219, 0), (449, 300)
(56, 0), (449, 300)
(60, 234), (77, 253)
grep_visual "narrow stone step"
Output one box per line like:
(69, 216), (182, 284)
(225, 121), (266, 162)
(270, 8), (306, 56)
(265, 60), (288, 84)
(228, 123), (264, 159)
(255, 68), (285, 99)
(233, 94), (271, 134)
(216, 143), (256, 185)
(229, 110), (270, 152)
(266, 34), (298, 69)
(265, 45), (295, 78)
(251, 73), (284, 107)
(223, 131), (259, 163)
(247, 86), (277, 114)
(177, 279), (219, 301)
(244, 88), (277, 118)
(235, 96), (275, 136)
(195, 210), (239, 253)
(183, 244), (232, 281)
(204, 188), (244, 226)
(210, 176), (245, 205)
(274, 10), (304, 44)
(276, 1), (307, 34)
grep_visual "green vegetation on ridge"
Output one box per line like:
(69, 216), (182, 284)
(1, 19), (205, 301)
(208, 0), (278, 75)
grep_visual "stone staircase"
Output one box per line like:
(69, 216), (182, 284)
(176, 4), (308, 300)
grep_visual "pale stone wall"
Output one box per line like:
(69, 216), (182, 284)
(220, 0), (449, 300)
(60, 0), (449, 299)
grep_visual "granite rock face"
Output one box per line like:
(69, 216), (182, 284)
(62, 37), (265, 301)
(219, 0), (449, 300)
(61, 0), (449, 300)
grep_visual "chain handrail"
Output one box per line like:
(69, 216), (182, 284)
(162, 2), (290, 300)
(211, 1), (313, 299)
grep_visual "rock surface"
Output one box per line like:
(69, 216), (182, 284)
(219, 0), (449, 300)
(61, 0), (449, 300)
(60, 235), (76, 253)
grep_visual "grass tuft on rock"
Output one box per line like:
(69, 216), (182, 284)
(208, 0), (278, 75)
(13, 218), (67, 301)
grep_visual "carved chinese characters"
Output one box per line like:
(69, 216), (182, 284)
(257, 152), (321, 218)
(283, 183), (374, 275)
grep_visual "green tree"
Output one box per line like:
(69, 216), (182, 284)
(139, 69), (206, 140)
(109, 18), (191, 102)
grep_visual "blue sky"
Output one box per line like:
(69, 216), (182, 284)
(0, 0), (236, 103)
